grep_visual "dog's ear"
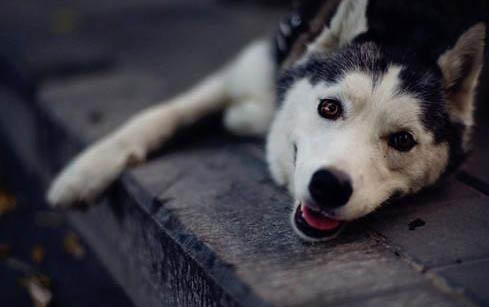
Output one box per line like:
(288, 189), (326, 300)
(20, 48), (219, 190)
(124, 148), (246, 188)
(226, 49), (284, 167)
(306, 0), (368, 55)
(438, 22), (486, 124)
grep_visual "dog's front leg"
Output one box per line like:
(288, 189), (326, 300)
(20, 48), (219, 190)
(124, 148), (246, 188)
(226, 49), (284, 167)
(47, 40), (275, 208)
(47, 72), (231, 208)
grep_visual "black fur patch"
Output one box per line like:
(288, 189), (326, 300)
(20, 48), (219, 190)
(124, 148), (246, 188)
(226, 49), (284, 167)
(277, 42), (388, 102)
(274, 0), (326, 65)
(274, 0), (342, 66)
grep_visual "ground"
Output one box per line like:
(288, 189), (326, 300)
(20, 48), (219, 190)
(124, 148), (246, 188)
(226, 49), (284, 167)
(0, 183), (134, 307)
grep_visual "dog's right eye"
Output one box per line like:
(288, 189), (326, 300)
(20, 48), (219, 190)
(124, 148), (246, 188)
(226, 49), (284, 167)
(388, 131), (417, 152)
(318, 99), (342, 120)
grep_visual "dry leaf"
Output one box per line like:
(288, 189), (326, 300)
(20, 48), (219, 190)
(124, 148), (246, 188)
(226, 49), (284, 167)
(51, 8), (79, 35)
(20, 275), (52, 307)
(35, 212), (64, 228)
(63, 232), (85, 259)
(31, 246), (46, 264)
(0, 244), (11, 260)
(0, 188), (16, 216)
(6, 257), (33, 274)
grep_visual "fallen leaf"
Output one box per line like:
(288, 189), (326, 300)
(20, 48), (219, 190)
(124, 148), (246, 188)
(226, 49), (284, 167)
(0, 188), (16, 216)
(63, 232), (85, 259)
(20, 275), (52, 307)
(32, 246), (46, 264)
(6, 257), (33, 274)
(35, 212), (65, 228)
(0, 244), (11, 259)
(51, 8), (79, 35)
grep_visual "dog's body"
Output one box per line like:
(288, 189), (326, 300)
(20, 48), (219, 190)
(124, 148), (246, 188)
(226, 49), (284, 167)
(47, 0), (486, 241)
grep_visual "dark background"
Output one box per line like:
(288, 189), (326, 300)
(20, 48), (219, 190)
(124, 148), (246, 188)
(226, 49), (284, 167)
(0, 1), (288, 306)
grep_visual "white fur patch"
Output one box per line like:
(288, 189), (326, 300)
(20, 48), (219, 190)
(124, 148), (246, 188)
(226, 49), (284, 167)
(223, 40), (276, 136)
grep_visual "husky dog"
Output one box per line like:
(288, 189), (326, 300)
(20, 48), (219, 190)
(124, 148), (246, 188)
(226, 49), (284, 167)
(47, 0), (486, 241)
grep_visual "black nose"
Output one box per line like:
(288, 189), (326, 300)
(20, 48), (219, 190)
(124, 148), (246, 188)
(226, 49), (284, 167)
(308, 169), (352, 210)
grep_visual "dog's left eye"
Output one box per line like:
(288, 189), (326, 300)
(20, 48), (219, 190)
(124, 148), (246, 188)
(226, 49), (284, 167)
(318, 99), (342, 120)
(388, 132), (417, 152)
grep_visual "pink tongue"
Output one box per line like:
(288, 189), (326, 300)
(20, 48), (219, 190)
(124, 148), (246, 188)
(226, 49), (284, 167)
(302, 204), (341, 231)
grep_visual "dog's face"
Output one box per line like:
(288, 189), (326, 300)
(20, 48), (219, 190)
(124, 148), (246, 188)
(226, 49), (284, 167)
(267, 24), (485, 241)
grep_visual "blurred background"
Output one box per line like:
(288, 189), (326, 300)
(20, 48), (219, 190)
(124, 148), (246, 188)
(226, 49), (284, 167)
(0, 1), (289, 306)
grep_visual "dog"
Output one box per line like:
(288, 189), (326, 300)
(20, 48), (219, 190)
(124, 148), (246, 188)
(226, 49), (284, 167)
(47, 0), (486, 241)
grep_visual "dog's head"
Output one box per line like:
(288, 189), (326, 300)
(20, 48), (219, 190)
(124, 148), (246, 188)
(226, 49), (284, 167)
(267, 23), (486, 241)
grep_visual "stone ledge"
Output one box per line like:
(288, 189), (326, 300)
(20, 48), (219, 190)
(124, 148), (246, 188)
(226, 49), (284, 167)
(1, 67), (478, 306)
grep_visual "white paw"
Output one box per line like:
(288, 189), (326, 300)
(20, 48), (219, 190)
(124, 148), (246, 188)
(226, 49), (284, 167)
(223, 100), (273, 137)
(47, 138), (144, 209)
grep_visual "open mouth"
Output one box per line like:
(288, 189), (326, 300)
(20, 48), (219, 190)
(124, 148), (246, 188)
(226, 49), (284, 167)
(294, 203), (345, 240)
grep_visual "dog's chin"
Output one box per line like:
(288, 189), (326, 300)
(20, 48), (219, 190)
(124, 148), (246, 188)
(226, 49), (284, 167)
(292, 203), (346, 242)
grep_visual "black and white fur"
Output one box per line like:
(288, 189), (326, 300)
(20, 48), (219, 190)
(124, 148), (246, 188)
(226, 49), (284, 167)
(47, 0), (486, 241)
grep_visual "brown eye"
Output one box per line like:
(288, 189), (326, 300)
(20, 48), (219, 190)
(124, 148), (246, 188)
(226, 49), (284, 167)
(388, 131), (417, 152)
(318, 99), (342, 120)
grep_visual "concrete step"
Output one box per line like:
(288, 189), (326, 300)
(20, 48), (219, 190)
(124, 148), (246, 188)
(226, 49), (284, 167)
(0, 72), (469, 307)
